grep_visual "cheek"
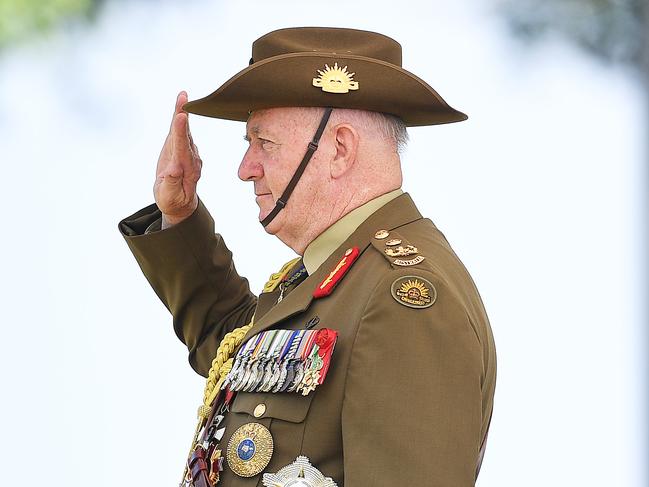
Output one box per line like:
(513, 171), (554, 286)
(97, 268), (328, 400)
(265, 149), (294, 191)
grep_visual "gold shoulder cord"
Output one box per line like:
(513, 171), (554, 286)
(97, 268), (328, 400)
(263, 257), (300, 293)
(200, 322), (254, 418)
(181, 258), (300, 484)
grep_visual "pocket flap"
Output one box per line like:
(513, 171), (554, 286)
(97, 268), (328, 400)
(231, 391), (315, 423)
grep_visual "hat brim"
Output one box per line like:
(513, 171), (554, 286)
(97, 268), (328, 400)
(182, 52), (467, 127)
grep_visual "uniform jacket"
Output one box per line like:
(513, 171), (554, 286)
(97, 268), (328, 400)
(119, 192), (497, 487)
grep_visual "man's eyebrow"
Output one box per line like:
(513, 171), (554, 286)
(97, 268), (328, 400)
(244, 126), (261, 140)
(244, 125), (279, 143)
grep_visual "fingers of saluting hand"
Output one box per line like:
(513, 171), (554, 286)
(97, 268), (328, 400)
(170, 100), (202, 172)
(171, 111), (191, 158)
(170, 91), (188, 130)
(154, 91), (202, 219)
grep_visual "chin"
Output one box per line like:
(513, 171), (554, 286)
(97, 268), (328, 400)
(256, 207), (276, 233)
(260, 216), (279, 235)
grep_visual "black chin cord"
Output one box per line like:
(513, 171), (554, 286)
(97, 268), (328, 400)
(260, 107), (333, 228)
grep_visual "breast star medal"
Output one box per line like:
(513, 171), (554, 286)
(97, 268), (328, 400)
(390, 276), (437, 309)
(263, 456), (338, 487)
(312, 63), (359, 94)
(226, 423), (274, 477)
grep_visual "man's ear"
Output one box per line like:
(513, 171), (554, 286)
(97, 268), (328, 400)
(330, 123), (359, 179)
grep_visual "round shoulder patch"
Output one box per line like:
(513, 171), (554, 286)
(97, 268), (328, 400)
(390, 275), (437, 309)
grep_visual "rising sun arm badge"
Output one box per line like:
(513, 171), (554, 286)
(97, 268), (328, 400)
(390, 276), (437, 309)
(312, 63), (359, 94)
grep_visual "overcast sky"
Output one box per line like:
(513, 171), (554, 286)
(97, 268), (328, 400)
(0, 0), (645, 485)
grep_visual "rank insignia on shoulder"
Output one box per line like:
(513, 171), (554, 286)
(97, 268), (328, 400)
(313, 247), (360, 298)
(393, 255), (425, 266)
(263, 455), (338, 487)
(370, 231), (427, 268)
(384, 244), (418, 257)
(222, 328), (338, 395)
(390, 275), (437, 309)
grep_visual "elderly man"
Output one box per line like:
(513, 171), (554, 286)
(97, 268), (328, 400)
(119, 27), (496, 487)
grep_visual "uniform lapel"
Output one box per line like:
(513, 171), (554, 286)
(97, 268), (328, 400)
(246, 193), (425, 337)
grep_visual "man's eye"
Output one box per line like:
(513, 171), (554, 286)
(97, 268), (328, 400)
(261, 139), (277, 149)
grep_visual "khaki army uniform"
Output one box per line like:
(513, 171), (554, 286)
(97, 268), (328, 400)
(119, 190), (496, 486)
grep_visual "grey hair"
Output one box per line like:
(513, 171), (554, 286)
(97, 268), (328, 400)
(371, 112), (409, 155)
(298, 107), (409, 155)
(328, 108), (409, 155)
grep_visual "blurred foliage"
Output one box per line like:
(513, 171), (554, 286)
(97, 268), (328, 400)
(499, 0), (646, 68)
(0, 0), (104, 48)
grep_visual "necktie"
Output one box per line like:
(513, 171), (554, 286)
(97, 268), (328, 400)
(277, 260), (308, 302)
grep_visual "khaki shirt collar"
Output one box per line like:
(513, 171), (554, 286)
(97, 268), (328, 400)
(302, 188), (403, 275)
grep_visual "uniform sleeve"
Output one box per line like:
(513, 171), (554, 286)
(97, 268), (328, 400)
(118, 198), (257, 377)
(341, 269), (483, 486)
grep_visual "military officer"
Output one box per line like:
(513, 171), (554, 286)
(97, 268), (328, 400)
(119, 27), (496, 487)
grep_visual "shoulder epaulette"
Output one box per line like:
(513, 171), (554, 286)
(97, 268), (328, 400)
(369, 228), (428, 269)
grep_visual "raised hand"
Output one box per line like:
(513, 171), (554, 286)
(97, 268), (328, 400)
(154, 91), (202, 226)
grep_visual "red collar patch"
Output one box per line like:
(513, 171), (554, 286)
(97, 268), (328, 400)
(313, 247), (360, 299)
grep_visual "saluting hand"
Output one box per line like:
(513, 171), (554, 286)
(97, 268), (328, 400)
(154, 91), (202, 226)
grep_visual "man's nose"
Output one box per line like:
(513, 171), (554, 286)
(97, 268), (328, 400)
(238, 148), (264, 181)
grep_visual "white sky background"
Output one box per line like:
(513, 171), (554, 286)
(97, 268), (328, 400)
(0, 0), (646, 485)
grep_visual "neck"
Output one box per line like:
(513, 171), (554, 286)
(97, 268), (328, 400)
(281, 184), (402, 254)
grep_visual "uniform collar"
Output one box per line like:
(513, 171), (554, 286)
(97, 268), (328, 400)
(302, 188), (403, 275)
(245, 191), (424, 339)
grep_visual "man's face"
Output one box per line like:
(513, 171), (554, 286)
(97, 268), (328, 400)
(239, 107), (327, 241)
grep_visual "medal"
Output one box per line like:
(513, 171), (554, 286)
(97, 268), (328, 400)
(259, 330), (288, 391)
(280, 360), (297, 392)
(239, 332), (269, 391)
(229, 334), (262, 391)
(226, 423), (274, 478)
(222, 328), (337, 396)
(262, 456), (338, 487)
(273, 330), (304, 392)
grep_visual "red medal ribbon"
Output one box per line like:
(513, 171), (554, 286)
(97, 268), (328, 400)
(314, 328), (338, 384)
(313, 247), (360, 299)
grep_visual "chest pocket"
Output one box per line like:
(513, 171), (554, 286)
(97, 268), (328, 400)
(231, 390), (315, 423)
(229, 390), (316, 483)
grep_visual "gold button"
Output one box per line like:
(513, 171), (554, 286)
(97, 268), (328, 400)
(374, 229), (389, 239)
(253, 403), (266, 418)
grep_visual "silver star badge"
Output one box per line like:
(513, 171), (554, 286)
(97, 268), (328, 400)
(262, 456), (338, 487)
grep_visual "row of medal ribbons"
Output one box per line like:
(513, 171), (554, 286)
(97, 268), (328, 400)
(222, 328), (338, 396)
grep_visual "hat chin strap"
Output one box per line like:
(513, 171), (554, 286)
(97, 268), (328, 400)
(260, 107), (334, 228)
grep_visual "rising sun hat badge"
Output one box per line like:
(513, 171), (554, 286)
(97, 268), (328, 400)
(312, 63), (359, 94)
